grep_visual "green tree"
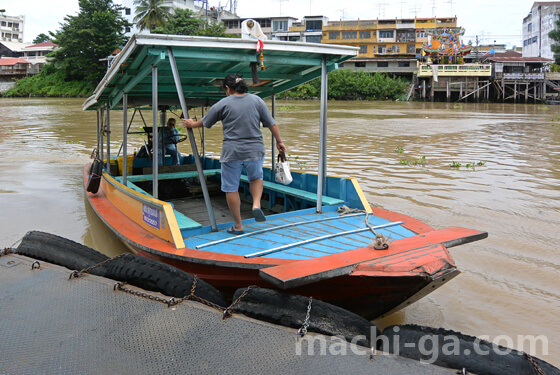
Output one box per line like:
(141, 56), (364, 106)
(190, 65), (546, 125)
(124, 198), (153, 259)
(549, 17), (560, 64)
(133, 0), (172, 32)
(49, 0), (130, 86)
(152, 8), (234, 37)
(32, 33), (51, 44)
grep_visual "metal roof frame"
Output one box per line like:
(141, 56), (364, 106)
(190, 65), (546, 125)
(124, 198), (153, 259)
(83, 34), (358, 111)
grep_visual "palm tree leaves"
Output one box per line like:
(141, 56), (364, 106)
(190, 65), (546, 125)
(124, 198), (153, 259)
(133, 0), (172, 31)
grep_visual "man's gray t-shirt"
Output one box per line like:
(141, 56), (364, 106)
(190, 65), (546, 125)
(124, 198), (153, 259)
(202, 93), (275, 162)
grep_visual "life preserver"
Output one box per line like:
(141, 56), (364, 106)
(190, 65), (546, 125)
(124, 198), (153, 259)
(86, 159), (103, 194)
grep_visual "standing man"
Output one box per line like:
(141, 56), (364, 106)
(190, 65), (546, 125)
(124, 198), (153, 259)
(182, 74), (285, 235)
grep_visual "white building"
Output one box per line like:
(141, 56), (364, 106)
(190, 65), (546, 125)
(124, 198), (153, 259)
(0, 13), (25, 43)
(522, 1), (560, 59)
(121, 0), (238, 37)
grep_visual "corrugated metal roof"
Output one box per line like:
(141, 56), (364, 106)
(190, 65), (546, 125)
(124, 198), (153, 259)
(83, 34), (358, 111)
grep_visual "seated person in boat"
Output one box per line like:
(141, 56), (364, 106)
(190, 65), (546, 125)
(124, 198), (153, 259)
(182, 74), (286, 234)
(158, 118), (181, 166)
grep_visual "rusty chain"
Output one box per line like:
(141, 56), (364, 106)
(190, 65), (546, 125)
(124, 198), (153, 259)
(222, 285), (257, 319)
(525, 353), (546, 375)
(297, 297), (313, 337)
(0, 247), (14, 257)
(69, 253), (128, 280)
(112, 274), (257, 320)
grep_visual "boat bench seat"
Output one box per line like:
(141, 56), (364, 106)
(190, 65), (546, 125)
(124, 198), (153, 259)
(239, 175), (345, 208)
(123, 169), (222, 183)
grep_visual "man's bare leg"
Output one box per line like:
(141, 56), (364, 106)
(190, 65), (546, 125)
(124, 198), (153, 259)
(226, 191), (244, 231)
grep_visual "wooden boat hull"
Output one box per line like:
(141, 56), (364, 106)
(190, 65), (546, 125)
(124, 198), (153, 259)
(84, 164), (482, 319)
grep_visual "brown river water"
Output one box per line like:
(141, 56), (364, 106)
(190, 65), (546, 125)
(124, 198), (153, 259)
(1, 97), (559, 366)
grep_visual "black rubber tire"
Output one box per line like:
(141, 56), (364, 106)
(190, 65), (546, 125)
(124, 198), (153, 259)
(103, 253), (227, 307)
(15, 231), (109, 272)
(231, 287), (378, 348)
(86, 159), (103, 194)
(380, 324), (560, 375)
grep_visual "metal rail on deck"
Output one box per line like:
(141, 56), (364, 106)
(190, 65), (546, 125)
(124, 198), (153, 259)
(195, 212), (368, 249)
(244, 221), (404, 258)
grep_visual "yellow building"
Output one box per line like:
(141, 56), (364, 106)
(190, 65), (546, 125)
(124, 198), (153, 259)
(321, 17), (457, 58)
(310, 16), (457, 75)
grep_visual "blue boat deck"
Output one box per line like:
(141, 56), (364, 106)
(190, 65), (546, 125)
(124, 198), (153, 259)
(182, 205), (417, 260)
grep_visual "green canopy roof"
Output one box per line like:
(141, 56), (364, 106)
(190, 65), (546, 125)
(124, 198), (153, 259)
(83, 34), (358, 111)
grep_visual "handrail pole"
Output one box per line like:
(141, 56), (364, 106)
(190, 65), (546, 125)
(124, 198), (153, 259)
(317, 55), (328, 214)
(167, 47), (218, 231)
(152, 65), (159, 199)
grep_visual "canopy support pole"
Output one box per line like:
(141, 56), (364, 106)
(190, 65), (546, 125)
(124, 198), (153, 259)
(152, 65), (159, 199)
(122, 93), (128, 186)
(271, 94), (276, 174)
(100, 107), (104, 163)
(317, 55), (328, 214)
(167, 47), (217, 231)
(106, 104), (111, 174)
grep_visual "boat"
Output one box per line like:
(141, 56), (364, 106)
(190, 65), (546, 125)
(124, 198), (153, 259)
(83, 32), (487, 320)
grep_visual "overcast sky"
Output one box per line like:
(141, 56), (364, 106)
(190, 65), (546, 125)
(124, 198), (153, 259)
(7, 0), (537, 47)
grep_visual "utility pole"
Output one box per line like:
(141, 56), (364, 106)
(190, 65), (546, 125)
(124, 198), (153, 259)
(475, 35), (479, 61)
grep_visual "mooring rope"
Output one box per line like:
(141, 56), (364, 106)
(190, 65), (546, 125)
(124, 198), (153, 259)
(337, 205), (391, 250)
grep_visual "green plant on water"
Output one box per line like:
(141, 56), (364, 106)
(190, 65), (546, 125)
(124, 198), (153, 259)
(400, 155), (426, 166)
(278, 105), (301, 111)
(450, 161), (461, 168)
(393, 146), (404, 153)
(453, 104), (463, 109)
(537, 105), (549, 110)
(477, 161), (486, 166)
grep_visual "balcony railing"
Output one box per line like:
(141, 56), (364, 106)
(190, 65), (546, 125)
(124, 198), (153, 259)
(418, 64), (492, 77)
(502, 72), (544, 80)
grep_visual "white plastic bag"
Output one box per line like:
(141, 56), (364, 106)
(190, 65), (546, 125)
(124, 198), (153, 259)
(275, 151), (293, 185)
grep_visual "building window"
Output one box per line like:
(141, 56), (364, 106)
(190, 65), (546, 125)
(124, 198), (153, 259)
(378, 45), (387, 54)
(416, 30), (425, 38)
(125, 7), (131, 15)
(379, 30), (394, 38)
(289, 36), (300, 42)
(126, 27), (131, 33)
(377, 62), (389, 67)
(359, 45), (367, 54)
(355, 62), (366, 67)
(306, 35), (322, 43)
(329, 32), (339, 39)
(359, 31), (371, 38)
(532, 36), (538, 44)
(0, 21), (5, 27)
(398, 62), (410, 67)
(306, 20), (322, 31)
(528, 23), (532, 32)
(273, 20), (288, 31)
(407, 44), (415, 53)
(372, 45), (376, 53)
(342, 31), (357, 39)
(393, 45), (400, 53)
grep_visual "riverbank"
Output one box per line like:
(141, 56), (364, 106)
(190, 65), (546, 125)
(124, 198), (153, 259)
(1, 68), (408, 100)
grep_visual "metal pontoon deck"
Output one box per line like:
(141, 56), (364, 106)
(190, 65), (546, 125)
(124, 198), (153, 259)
(0, 253), (457, 374)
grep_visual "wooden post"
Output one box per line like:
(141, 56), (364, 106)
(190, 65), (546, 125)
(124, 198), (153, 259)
(525, 83), (528, 103)
(543, 81), (547, 101)
(534, 85), (537, 103)
(460, 82), (463, 99)
(422, 79), (426, 99)
(477, 80), (480, 102)
(514, 82), (517, 103)
(446, 80), (450, 102)
(431, 78), (435, 102)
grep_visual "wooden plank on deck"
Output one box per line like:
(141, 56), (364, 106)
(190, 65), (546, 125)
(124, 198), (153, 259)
(259, 227), (487, 289)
